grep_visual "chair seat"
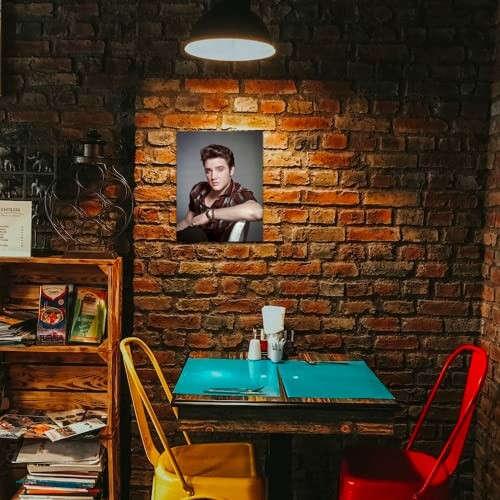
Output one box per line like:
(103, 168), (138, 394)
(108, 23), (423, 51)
(168, 442), (259, 478)
(154, 442), (264, 500)
(340, 446), (450, 500)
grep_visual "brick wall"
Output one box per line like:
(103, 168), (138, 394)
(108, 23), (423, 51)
(474, 5), (500, 499)
(133, 74), (485, 498)
(2, 1), (500, 499)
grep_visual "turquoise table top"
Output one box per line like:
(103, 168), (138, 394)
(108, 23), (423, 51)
(173, 358), (281, 397)
(278, 360), (395, 400)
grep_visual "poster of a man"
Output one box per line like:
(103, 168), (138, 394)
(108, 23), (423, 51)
(176, 132), (263, 242)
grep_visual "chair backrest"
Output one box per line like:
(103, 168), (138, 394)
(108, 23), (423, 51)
(406, 345), (488, 498)
(227, 221), (250, 242)
(119, 337), (194, 496)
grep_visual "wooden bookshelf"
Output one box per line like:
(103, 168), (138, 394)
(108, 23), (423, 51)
(0, 256), (122, 500)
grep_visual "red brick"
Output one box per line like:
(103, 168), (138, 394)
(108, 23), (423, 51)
(284, 170), (308, 185)
(363, 318), (399, 331)
(214, 299), (261, 313)
(176, 299), (210, 312)
(264, 132), (288, 149)
(335, 115), (390, 132)
(309, 208), (336, 224)
(281, 117), (331, 130)
(373, 281), (400, 295)
(366, 209), (392, 224)
(402, 318), (443, 332)
(203, 96), (229, 111)
(323, 133), (348, 149)
(306, 227), (345, 241)
(341, 301), (375, 314)
(394, 118), (448, 134)
(264, 189), (301, 204)
(133, 277), (162, 293)
(134, 186), (175, 202)
(302, 190), (359, 205)
(265, 150), (302, 166)
(220, 277), (245, 294)
(185, 79), (239, 93)
(244, 80), (297, 94)
(399, 245), (425, 260)
(365, 153), (418, 168)
(278, 280), (319, 295)
(260, 99), (286, 113)
(148, 260), (178, 275)
(322, 263), (359, 276)
(416, 263), (448, 278)
(216, 262), (267, 275)
(308, 151), (356, 167)
(338, 209), (364, 225)
(224, 245), (250, 259)
(222, 114), (275, 130)
(300, 300), (331, 314)
(375, 335), (418, 350)
(310, 171), (339, 186)
(179, 262), (213, 274)
(134, 296), (173, 311)
(281, 209), (308, 223)
(135, 112), (161, 128)
(301, 80), (353, 95)
(271, 261), (321, 275)
(186, 333), (215, 348)
(164, 114), (217, 129)
(348, 227), (400, 241)
(193, 279), (218, 294)
(435, 283), (461, 297)
(150, 314), (201, 329)
(417, 300), (469, 316)
(304, 334), (342, 348)
(133, 225), (170, 240)
(365, 191), (418, 207)
(314, 98), (340, 113)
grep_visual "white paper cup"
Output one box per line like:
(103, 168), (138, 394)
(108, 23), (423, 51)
(248, 338), (262, 360)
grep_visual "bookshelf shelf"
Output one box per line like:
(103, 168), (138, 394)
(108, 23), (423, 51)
(0, 256), (122, 500)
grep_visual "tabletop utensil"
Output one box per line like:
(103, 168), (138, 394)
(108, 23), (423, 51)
(205, 386), (265, 394)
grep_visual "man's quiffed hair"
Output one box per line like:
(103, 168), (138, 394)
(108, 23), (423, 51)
(200, 144), (235, 168)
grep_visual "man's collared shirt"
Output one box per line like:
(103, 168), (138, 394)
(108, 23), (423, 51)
(188, 180), (257, 241)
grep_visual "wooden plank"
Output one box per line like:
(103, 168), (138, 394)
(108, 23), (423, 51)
(9, 390), (107, 410)
(2, 351), (106, 364)
(7, 264), (108, 286)
(177, 419), (394, 435)
(8, 365), (108, 391)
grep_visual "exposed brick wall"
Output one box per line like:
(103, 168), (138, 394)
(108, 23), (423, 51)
(133, 75), (486, 498)
(2, 1), (500, 499)
(474, 5), (500, 499)
(1, 0), (136, 157)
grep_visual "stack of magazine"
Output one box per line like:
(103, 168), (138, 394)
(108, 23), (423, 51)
(0, 311), (37, 346)
(12, 439), (105, 500)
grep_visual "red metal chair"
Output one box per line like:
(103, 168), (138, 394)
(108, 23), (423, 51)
(338, 345), (488, 500)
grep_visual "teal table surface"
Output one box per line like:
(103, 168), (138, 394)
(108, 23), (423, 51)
(278, 360), (395, 400)
(173, 358), (281, 397)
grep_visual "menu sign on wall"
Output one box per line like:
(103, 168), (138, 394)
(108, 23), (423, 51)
(0, 201), (32, 257)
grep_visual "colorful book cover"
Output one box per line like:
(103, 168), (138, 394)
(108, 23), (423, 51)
(69, 287), (107, 344)
(36, 285), (69, 345)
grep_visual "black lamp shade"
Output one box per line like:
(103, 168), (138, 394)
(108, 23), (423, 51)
(185, 0), (275, 62)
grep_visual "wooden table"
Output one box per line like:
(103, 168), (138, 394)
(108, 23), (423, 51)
(172, 353), (398, 500)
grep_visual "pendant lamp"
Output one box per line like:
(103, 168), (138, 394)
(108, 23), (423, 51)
(185, 0), (275, 62)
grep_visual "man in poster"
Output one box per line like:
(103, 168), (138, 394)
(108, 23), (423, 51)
(177, 144), (262, 242)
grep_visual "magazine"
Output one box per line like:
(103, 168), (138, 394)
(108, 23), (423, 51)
(0, 412), (58, 439)
(44, 419), (106, 442)
(69, 287), (107, 344)
(13, 439), (102, 464)
(45, 409), (86, 428)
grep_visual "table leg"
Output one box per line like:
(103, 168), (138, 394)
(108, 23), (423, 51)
(268, 434), (292, 500)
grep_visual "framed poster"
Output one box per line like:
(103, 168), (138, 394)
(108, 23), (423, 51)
(0, 200), (32, 256)
(176, 131), (263, 243)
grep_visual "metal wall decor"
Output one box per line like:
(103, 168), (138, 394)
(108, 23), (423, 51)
(0, 142), (58, 253)
(45, 130), (133, 254)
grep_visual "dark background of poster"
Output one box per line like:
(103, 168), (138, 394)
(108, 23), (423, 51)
(176, 131), (263, 242)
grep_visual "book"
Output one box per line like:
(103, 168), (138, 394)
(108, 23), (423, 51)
(22, 474), (98, 488)
(44, 418), (106, 442)
(36, 285), (70, 345)
(13, 439), (102, 464)
(69, 287), (107, 344)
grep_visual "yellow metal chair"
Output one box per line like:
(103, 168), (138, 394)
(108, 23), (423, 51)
(120, 337), (265, 500)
